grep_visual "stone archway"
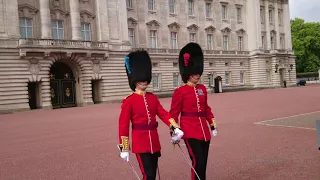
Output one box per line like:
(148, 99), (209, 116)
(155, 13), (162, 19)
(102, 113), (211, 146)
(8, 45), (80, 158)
(49, 61), (79, 109)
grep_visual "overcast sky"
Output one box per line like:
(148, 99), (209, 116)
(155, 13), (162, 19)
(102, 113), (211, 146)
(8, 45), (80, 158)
(290, 0), (320, 22)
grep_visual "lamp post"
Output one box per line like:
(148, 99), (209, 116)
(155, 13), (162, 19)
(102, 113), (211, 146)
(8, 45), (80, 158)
(275, 64), (279, 73)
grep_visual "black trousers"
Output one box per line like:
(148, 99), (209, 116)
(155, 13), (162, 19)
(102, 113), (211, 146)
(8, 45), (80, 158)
(136, 151), (161, 180)
(184, 138), (210, 180)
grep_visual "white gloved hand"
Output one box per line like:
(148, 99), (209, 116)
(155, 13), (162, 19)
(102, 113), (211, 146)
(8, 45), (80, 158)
(212, 129), (217, 136)
(120, 152), (129, 162)
(171, 128), (184, 143)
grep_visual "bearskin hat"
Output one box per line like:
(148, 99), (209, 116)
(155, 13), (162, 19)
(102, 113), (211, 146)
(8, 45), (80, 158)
(179, 42), (204, 83)
(124, 50), (152, 91)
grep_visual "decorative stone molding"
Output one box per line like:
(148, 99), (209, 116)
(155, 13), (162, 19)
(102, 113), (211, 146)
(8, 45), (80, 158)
(128, 17), (138, 28)
(236, 28), (246, 35)
(146, 20), (161, 30)
(52, 0), (61, 7)
(221, 27), (231, 34)
(271, 30), (276, 35)
(18, 4), (38, 18)
(205, 25), (216, 34)
(80, 10), (95, 23)
(91, 58), (102, 74)
(168, 22), (180, 32)
(80, 0), (90, 4)
(27, 58), (41, 75)
(187, 24), (199, 32)
(50, 7), (69, 20)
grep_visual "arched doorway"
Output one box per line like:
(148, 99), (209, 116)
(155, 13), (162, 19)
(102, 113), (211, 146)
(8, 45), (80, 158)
(49, 61), (77, 109)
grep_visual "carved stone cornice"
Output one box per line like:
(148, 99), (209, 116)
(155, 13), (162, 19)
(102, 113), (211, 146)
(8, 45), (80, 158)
(128, 17), (138, 28)
(18, 4), (38, 18)
(80, 10), (95, 23)
(236, 28), (246, 35)
(50, 7), (69, 20)
(187, 24), (199, 32)
(146, 20), (161, 30)
(221, 27), (231, 34)
(205, 25), (216, 33)
(168, 22), (180, 32)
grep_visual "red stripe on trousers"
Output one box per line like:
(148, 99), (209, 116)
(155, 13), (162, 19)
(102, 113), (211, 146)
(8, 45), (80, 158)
(136, 154), (147, 180)
(185, 140), (196, 180)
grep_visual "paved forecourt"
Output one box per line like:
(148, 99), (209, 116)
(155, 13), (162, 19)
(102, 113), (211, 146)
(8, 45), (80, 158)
(0, 84), (320, 180)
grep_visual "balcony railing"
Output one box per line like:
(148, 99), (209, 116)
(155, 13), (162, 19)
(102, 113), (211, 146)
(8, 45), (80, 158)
(132, 48), (250, 55)
(19, 39), (109, 49)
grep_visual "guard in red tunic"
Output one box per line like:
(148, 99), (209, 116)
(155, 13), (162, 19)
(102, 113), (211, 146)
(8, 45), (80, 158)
(169, 43), (217, 180)
(118, 50), (184, 180)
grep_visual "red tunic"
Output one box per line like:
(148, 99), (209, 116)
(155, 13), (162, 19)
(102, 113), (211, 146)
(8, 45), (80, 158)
(170, 83), (215, 141)
(118, 90), (177, 154)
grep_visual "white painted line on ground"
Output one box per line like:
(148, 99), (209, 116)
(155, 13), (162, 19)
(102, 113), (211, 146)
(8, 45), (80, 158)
(254, 110), (320, 124)
(255, 122), (316, 130)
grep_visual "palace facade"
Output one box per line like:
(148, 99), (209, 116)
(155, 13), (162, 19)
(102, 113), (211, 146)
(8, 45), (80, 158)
(0, 0), (296, 113)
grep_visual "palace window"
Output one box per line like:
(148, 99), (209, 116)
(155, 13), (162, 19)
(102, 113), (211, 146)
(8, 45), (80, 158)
(152, 74), (160, 90)
(278, 9), (283, 25)
(280, 34), (285, 49)
(19, 18), (33, 38)
(225, 72), (230, 85)
(205, 3), (211, 18)
(148, 0), (154, 11)
(126, 0), (132, 8)
(190, 33), (196, 42)
(188, 0), (194, 15)
(262, 35), (265, 49)
(240, 71), (245, 84)
(81, 23), (91, 41)
(173, 73), (180, 88)
(237, 7), (242, 23)
(223, 35), (229, 50)
(52, 20), (64, 40)
(222, 4), (227, 20)
(238, 36), (243, 51)
(271, 36), (275, 50)
(269, 8), (273, 23)
(169, 0), (175, 13)
(128, 28), (135, 47)
(207, 34), (213, 50)
(171, 32), (178, 49)
(150, 30), (157, 48)
(260, 7), (264, 23)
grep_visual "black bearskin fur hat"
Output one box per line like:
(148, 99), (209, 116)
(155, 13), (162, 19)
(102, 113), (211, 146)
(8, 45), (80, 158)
(178, 42), (204, 83)
(124, 50), (152, 91)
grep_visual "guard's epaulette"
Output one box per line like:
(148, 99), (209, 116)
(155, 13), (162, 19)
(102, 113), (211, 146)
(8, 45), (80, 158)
(124, 93), (134, 100)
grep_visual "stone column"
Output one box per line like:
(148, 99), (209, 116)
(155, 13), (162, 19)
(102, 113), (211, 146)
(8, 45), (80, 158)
(264, 0), (271, 50)
(119, 0), (129, 43)
(95, 0), (109, 41)
(0, 0), (19, 39)
(39, 0), (52, 39)
(245, 0), (261, 51)
(274, 3), (280, 49)
(69, 0), (81, 40)
(283, 2), (292, 50)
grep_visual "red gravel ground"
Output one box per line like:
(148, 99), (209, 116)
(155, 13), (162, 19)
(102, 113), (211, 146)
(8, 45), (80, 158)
(1, 85), (320, 180)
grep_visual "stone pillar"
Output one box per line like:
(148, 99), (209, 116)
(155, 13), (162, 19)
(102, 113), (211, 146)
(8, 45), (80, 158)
(69, 0), (81, 40)
(245, 0), (261, 51)
(0, 0), (19, 39)
(274, 3), (280, 49)
(95, 0), (109, 41)
(119, 0), (129, 43)
(264, 0), (271, 50)
(283, 2), (292, 50)
(39, 0), (52, 39)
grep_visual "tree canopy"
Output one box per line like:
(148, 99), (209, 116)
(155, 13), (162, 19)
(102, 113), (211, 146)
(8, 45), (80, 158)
(291, 18), (320, 73)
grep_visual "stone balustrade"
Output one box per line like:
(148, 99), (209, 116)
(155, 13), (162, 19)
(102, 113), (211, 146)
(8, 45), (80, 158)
(132, 48), (250, 55)
(19, 39), (109, 49)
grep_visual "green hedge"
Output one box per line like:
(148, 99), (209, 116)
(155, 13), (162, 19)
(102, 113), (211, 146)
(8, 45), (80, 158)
(296, 72), (319, 78)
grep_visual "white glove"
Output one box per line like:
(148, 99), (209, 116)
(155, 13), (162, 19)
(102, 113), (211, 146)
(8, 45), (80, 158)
(212, 129), (217, 136)
(120, 152), (129, 162)
(171, 128), (184, 143)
